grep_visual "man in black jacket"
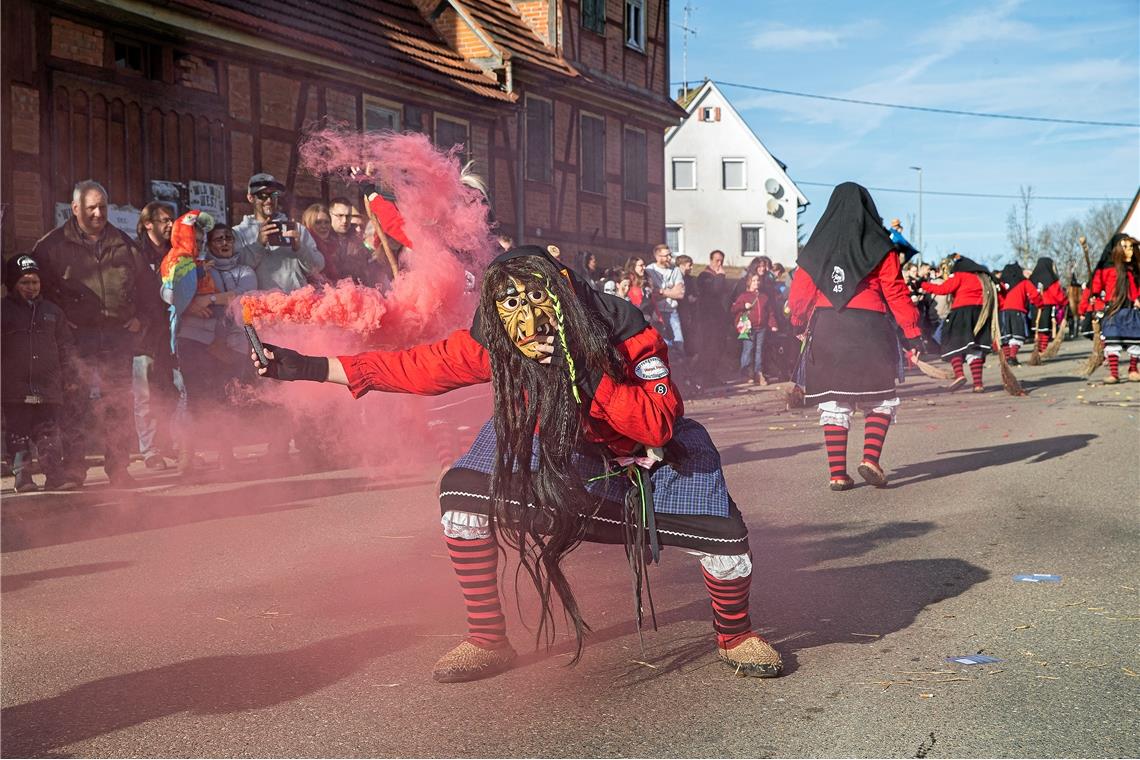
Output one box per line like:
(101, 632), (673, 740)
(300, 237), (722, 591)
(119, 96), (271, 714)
(1, 255), (77, 491)
(33, 180), (154, 487)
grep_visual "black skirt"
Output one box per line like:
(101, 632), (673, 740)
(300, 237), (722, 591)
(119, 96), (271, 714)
(803, 308), (901, 405)
(1028, 304), (1056, 334)
(939, 306), (993, 359)
(998, 309), (1029, 345)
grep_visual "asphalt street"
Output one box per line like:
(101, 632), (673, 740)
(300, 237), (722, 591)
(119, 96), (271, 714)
(1, 344), (1137, 758)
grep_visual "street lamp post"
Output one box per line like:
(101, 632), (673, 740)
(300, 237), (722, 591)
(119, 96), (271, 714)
(909, 166), (923, 261)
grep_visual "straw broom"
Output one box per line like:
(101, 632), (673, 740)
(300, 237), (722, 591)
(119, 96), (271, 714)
(1026, 307), (1044, 365)
(1042, 313), (1066, 359)
(914, 355), (951, 380)
(1076, 236), (1105, 376)
(983, 276), (1026, 396)
(1082, 321), (1105, 376)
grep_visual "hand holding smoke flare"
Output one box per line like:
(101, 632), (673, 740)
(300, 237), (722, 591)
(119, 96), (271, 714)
(245, 298), (329, 382)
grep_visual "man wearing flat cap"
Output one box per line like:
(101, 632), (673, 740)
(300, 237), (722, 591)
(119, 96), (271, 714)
(233, 172), (324, 292)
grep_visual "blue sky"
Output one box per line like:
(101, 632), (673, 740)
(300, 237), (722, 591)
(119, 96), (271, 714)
(668, 0), (1139, 266)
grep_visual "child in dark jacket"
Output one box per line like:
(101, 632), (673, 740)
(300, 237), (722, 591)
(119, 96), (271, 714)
(2, 255), (77, 491)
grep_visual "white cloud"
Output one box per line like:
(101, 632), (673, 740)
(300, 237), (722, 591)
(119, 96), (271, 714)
(749, 21), (874, 51)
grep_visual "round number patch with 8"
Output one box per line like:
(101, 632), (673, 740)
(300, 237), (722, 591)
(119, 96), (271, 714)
(654, 382), (668, 395)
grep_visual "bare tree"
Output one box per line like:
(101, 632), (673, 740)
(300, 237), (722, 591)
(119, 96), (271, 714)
(1037, 218), (1083, 283)
(1082, 200), (1127, 260)
(1006, 185), (1035, 266)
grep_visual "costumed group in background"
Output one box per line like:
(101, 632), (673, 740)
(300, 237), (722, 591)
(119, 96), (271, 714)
(219, 130), (1135, 685)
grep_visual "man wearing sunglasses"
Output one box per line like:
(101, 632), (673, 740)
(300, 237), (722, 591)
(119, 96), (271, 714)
(233, 173), (324, 293)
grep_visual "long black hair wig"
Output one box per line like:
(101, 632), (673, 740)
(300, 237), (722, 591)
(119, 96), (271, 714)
(1103, 234), (1140, 317)
(475, 251), (627, 662)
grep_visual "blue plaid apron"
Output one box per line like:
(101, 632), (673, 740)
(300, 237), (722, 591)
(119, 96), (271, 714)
(451, 416), (730, 517)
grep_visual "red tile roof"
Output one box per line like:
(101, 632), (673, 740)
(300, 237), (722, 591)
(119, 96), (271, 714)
(170, 0), (515, 102)
(453, 0), (578, 78)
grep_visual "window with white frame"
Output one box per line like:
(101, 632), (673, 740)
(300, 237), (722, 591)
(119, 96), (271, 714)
(672, 158), (696, 190)
(624, 0), (646, 52)
(666, 225), (684, 255)
(364, 96), (401, 132)
(741, 224), (765, 256)
(699, 106), (719, 122)
(722, 158), (746, 190)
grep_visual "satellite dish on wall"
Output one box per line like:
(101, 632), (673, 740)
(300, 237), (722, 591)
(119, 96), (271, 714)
(766, 198), (784, 217)
(764, 178), (784, 198)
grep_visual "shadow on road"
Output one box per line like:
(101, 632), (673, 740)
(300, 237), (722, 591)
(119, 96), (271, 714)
(1, 561), (132, 594)
(0, 474), (417, 553)
(718, 441), (821, 467)
(1017, 373), (1088, 391)
(513, 519), (987, 683)
(888, 433), (1096, 487)
(0, 625), (412, 758)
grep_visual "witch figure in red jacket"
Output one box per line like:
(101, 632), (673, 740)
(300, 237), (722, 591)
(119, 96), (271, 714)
(997, 263), (1033, 366)
(921, 257), (997, 391)
(787, 183), (923, 491)
(1089, 234), (1140, 383)
(252, 245), (783, 682)
(1026, 256), (1067, 357)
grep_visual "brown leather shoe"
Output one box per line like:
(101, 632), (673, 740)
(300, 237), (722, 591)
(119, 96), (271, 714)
(718, 636), (783, 678)
(857, 460), (888, 487)
(432, 641), (517, 683)
(947, 376), (967, 391)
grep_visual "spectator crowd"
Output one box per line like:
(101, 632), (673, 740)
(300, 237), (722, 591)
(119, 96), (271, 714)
(2, 172), (392, 493)
(3, 173), (1049, 494)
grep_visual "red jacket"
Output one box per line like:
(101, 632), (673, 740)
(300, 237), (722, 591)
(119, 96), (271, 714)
(1088, 267), (1139, 307)
(367, 194), (413, 250)
(1026, 280), (1067, 309)
(731, 290), (778, 334)
(788, 253), (921, 339)
(921, 271), (985, 307)
(999, 278), (1033, 313)
(1079, 287), (1106, 316)
(338, 326), (683, 455)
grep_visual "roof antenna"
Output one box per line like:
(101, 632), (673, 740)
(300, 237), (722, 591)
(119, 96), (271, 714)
(678, 1), (698, 98)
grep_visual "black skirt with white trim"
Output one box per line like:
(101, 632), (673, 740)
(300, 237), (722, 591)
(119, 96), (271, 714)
(939, 306), (993, 359)
(802, 308), (901, 405)
(998, 309), (1029, 345)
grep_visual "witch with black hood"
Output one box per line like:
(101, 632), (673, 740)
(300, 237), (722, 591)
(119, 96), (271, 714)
(1025, 256), (1067, 358)
(787, 182), (923, 492)
(250, 244), (785, 683)
(921, 256), (997, 390)
(997, 262), (1033, 365)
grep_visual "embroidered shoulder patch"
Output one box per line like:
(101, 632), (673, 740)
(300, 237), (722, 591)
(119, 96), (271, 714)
(634, 356), (670, 380)
(654, 382), (668, 395)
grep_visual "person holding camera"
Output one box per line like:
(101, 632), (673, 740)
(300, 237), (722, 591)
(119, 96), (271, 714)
(233, 173), (324, 293)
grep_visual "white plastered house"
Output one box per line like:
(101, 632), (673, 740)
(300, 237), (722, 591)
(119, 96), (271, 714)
(664, 80), (808, 268)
